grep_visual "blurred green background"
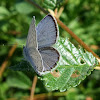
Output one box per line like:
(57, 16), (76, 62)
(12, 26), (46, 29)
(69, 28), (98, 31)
(0, 0), (100, 100)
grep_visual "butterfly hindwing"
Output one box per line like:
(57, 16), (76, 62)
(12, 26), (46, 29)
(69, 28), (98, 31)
(27, 47), (44, 74)
(39, 47), (60, 72)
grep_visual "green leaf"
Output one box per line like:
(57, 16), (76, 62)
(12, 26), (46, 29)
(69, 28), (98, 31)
(43, 0), (56, 9)
(0, 82), (10, 97)
(40, 37), (98, 92)
(0, 6), (10, 20)
(7, 71), (32, 89)
(0, 7), (10, 15)
(15, 2), (34, 14)
(42, 0), (64, 9)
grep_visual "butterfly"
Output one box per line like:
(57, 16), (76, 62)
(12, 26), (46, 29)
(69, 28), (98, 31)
(23, 14), (60, 75)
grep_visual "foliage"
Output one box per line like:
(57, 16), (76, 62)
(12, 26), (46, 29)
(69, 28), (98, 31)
(0, 0), (100, 100)
(42, 37), (98, 91)
(10, 37), (98, 92)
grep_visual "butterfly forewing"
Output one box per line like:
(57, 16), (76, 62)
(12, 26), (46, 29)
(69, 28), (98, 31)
(36, 14), (59, 48)
(26, 17), (37, 48)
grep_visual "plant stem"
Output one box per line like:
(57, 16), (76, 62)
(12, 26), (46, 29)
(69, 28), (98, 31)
(26, 0), (48, 14)
(0, 44), (17, 78)
(55, 17), (100, 59)
(94, 66), (100, 70)
(29, 75), (37, 100)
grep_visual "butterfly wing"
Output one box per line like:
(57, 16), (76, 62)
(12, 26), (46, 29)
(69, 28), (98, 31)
(39, 47), (60, 71)
(27, 48), (44, 75)
(36, 14), (59, 49)
(24, 17), (44, 75)
(26, 16), (37, 48)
